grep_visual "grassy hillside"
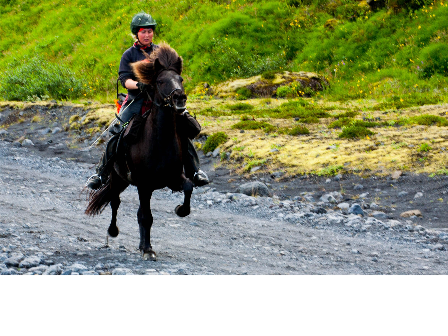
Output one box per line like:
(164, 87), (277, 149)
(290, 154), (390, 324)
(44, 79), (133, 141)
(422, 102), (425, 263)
(0, 0), (447, 103)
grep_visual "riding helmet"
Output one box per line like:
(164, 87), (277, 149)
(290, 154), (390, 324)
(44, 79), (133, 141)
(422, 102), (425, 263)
(130, 12), (157, 35)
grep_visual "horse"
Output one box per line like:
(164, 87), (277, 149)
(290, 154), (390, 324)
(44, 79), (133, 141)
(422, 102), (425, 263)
(85, 43), (194, 261)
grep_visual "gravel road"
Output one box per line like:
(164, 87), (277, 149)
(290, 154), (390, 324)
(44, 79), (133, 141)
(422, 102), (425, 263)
(1, 139), (448, 275)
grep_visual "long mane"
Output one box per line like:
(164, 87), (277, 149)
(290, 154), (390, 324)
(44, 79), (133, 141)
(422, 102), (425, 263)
(131, 42), (183, 85)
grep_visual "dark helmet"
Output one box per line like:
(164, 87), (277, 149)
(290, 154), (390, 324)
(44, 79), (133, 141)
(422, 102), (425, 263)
(130, 12), (157, 35)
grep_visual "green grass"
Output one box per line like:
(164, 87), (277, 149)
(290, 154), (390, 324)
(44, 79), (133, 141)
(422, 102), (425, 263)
(0, 1), (447, 102)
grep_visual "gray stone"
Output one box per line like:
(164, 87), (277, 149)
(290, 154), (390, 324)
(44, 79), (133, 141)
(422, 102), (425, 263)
(320, 194), (337, 203)
(112, 268), (134, 275)
(1, 268), (19, 275)
(271, 171), (284, 179)
(337, 202), (350, 210)
(398, 191), (408, 197)
(359, 192), (369, 198)
(212, 147), (220, 158)
(43, 264), (63, 275)
(0, 129), (8, 135)
(310, 207), (327, 214)
(325, 178), (331, 183)
(4, 253), (24, 267)
(52, 127), (62, 134)
(372, 211), (388, 220)
(348, 204), (364, 216)
(38, 128), (51, 135)
(414, 192), (424, 199)
(19, 255), (42, 268)
(66, 263), (88, 273)
(431, 244), (446, 251)
(334, 174), (342, 181)
(354, 184), (364, 190)
(370, 202), (379, 209)
(326, 215), (344, 225)
(22, 139), (34, 147)
(304, 195), (314, 202)
(237, 181), (271, 197)
(27, 265), (49, 274)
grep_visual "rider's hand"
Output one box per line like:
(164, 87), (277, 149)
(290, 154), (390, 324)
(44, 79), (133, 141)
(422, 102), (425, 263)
(137, 82), (150, 92)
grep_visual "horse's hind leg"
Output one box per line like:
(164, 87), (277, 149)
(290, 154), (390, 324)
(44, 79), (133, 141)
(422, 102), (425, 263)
(107, 174), (129, 241)
(137, 186), (156, 261)
(175, 177), (194, 218)
(108, 195), (120, 238)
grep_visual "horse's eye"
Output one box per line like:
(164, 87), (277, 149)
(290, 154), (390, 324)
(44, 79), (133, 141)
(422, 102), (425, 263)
(179, 76), (184, 82)
(156, 80), (163, 85)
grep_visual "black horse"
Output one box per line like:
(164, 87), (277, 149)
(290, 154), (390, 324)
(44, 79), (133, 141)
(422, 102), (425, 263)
(85, 43), (194, 261)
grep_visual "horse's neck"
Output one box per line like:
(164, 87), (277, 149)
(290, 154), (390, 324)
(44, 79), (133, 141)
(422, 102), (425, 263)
(147, 106), (179, 143)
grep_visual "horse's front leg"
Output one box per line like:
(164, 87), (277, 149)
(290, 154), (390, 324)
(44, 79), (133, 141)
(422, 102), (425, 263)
(175, 176), (194, 218)
(137, 186), (156, 261)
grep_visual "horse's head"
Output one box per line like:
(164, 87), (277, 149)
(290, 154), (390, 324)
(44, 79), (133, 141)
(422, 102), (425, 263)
(131, 43), (187, 113)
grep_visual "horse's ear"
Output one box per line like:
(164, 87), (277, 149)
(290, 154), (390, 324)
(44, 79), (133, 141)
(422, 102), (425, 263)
(175, 56), (183, 75)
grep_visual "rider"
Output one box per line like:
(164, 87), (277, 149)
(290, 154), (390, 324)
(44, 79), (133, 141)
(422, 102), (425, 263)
(86, 12), (209, 190)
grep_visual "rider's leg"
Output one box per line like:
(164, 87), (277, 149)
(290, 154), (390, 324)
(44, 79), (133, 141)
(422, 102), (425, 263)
(86, 99), (141, 190)
(183, 139), (209, 187)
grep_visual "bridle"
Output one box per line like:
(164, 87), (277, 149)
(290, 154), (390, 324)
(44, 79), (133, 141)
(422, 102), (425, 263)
(153, 69), (185, 111)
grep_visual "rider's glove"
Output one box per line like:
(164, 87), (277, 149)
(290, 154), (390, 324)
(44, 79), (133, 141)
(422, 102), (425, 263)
(137, 82), (149, 92)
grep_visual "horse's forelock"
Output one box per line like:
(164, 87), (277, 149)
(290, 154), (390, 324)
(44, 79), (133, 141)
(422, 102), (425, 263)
(152, 43), (183, 74)
(131, 43), (182, 84)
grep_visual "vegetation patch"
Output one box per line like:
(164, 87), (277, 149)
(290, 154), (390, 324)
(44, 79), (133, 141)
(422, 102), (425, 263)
(202, 131), (229, 154)
(339, 125), (375, 139)
(285, 125), (310, 135)
(232, 120), (276, 133)
(408, 114), (448, 127)
(226, 103), (254, 111)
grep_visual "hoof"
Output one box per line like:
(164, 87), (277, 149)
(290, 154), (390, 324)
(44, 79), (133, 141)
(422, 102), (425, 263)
(175, 204), (190, 217)
(108, 225), (119, 237)
(142, 250), (157, 261)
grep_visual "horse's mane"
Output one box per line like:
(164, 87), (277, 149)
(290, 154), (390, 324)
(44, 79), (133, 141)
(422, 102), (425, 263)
(131, 42), (183, 85)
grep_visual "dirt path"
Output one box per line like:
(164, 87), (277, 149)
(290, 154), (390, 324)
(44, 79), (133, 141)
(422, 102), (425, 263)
(1, 140), (448, 275)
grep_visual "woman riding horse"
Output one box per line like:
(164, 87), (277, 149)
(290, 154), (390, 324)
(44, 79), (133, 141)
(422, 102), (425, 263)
(86, 43), (197, 261)
(86, 12), (209, 190)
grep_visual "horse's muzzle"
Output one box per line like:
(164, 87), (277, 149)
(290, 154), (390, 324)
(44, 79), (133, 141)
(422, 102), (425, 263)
(172, 92), (187, 113)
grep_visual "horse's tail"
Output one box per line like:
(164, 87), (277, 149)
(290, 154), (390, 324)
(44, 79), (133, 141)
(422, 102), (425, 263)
(85, 180), (112, 216)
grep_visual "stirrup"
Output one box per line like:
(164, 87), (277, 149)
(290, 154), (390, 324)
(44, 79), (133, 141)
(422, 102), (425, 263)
(193, 169), (209, 187)
(86, 174), (103, 190)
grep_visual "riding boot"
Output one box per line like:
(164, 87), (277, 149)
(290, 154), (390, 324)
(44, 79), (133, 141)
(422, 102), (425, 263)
(86, 134), (120, 190)
(183, 139), (209, 187)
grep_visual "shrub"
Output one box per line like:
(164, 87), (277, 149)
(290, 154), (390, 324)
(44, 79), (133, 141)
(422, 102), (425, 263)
(287, 125), (310, 135)
(409, 114), (448, 126)
(328, 117), (353, 129)
(0, 55), (83, 101)
(261, 71), (276, 80)
(227, 103), (254, 111)
(232, 120), (276, 133)
(202, 132), (229, 154)
(339, 125), (375, 139)
(419, 44), (448, 78)
(418, 143), (432, 152)
(236, 87), (252, 100)
(276, 85), (293, 98)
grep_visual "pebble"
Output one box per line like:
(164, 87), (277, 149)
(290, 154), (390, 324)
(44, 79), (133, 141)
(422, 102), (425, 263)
(371, 211), (388, 220)
(337, 202), (350, 210)
(348, 204), (364, 216)
(414, 192), (423, 199)
(22, 139), (34, 147)
(4, 253), (24, 267)
(354, 184), (364, 190)
(398, 191), (408, 197)
(112, 268), (134, 275)
(19, 255), (42, 268)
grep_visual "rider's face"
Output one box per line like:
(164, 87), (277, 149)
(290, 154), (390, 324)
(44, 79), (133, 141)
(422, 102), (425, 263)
(137, 28), (154, 47)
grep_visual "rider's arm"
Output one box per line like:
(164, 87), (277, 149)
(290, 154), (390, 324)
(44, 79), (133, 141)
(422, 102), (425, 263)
(178, 111), (201, 139)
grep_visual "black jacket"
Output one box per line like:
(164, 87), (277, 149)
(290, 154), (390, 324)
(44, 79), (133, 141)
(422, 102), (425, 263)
(118, 43), (159, 122)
